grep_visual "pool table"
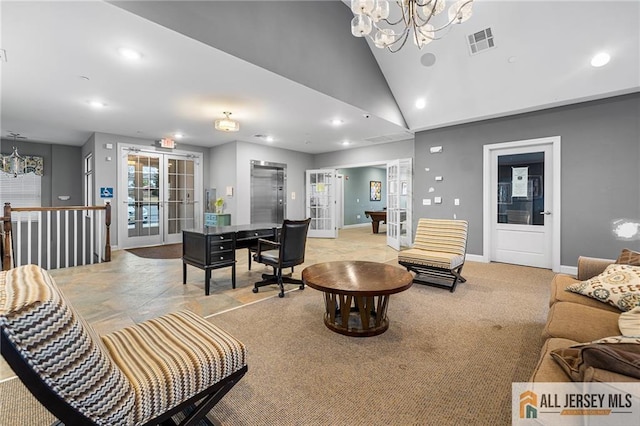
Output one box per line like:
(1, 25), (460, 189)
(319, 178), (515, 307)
(364, 210), (386, 234)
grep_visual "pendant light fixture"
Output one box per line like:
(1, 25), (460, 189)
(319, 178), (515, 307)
(214, 112), (240, 132)
(1, 133), (26, 177)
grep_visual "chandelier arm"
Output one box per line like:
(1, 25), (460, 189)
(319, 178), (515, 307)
(386, 30), (412, 53)
(414, 0), (474, 35)
(367, 22), (410, 49)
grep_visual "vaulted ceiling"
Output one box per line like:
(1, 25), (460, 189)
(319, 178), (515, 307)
(1, 1), (638, 154)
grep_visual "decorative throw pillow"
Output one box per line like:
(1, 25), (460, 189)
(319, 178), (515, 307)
(551, 344), (640, 381)
(566, 264), (640, 311)
(619, 306), (640, 337)
(617, 248), (640, 266)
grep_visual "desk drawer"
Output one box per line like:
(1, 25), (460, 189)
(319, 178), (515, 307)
(236, 228), (275, 240)
(209, 232), (234, 243)
(236, 228), (275, 249)
(209, 240), (234, 252)
(209, 251), (235, 263)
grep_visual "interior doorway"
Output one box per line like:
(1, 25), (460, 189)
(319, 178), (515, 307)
(118, 145), (202, 249)
(483, 136), (561, 271)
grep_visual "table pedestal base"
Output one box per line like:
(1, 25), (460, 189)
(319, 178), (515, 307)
(322, 292), (390, 337)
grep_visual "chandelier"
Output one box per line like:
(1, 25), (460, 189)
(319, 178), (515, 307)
(350, 0), (475, 53)
(214, 112), (240, 132)
(1, 133), (26, 178)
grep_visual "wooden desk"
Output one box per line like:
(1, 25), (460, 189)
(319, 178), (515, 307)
(182, 223), (279, 295)
(302, 261), (413, 336)
(364, 210), (386, 233)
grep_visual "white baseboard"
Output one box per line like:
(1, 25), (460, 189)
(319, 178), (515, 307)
(465, 254), (486, 263)
(559, 265), (578, 276)
(341, 223), (371, 229)
(465, 254), (578, 276)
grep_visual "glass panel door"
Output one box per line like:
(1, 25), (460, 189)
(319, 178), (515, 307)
(387, 158), (413, 250)
(386, 161), (400, 250)
(126, 152), (162, 246)
(119, 147), (202, 249)
(306, 169), (337, 238)
(398, 158), (412, 248)
(166, 156), (196, 244)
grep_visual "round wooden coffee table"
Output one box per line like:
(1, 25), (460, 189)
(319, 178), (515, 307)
(301, 261), (413, 337)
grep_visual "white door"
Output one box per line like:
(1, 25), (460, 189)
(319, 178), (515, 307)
(386, 158), (413, 250)
(119, 147), (202, 249)
(306, 169), (337, 238)
(165, 154), (201, 244)
(336, 174), (344, 229)
(485, 137), (560, 270)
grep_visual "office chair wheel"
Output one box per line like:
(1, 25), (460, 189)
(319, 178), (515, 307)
(299, 284), (305, 290)
(278, 291), (285, 298)
(252, 287), (259, 293)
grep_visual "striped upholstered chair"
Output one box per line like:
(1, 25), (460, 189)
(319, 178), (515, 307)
(0, 264), (247, 426)
(398, 218), (469, 292)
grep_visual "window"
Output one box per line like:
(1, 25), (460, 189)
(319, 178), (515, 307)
(0, 172), (41, 208)
(84, 153), (93, 207)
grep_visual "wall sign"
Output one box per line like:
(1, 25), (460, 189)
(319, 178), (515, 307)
(100, 187), (114, 198)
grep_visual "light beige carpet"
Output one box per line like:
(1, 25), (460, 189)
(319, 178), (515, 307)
(0, 261), (554, 425)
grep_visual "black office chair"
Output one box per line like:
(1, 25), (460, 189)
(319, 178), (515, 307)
(252, 218), (311, 298)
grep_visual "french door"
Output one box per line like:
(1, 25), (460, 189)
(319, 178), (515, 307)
(484, 137), (561, 270)
(119, 146), (202, 249)
(305, 169), (337, 238)
(386, 158), (412, 250)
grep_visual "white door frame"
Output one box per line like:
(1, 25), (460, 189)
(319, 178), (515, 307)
(305, 169), (337, 238)
(118, 143), (203, 249)
(482, 136), (561, 272)
(336, 173), (344, 229)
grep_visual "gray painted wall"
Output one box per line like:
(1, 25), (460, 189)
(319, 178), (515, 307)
(1, 139), (81, 207)
(209, 141), (238, 220)
(338, 167), (387, 226)
(413, 93), (640, 265)
(110, 1), (406, 128)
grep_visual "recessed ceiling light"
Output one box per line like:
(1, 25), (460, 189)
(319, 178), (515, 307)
(331, 119), (343, 126)
(88, 100), (106, 108)
(415, 98), (427, 109)
(590, 52), (610, 67)
(118, 47), (142, 60)
(174, 133), (184, 139)
(342, 140), (350, 146)
(265, 136), (274, 143)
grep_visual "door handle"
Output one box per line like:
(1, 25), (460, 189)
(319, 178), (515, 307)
(540, 211), (552, 215)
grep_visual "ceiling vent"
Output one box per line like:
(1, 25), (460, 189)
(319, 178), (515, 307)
(467, 28), (495, 55)
(365, 133), (414, 144)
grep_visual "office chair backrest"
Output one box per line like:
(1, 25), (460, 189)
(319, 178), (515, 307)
(279, 218), (311, 267)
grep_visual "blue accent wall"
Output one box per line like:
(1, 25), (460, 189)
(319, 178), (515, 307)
(338, 167), (386, 226)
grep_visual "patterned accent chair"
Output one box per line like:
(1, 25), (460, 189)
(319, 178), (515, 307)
(252, 218), (311, 298)
(0, 264), (247, 426)
(398, 218), (469, 292)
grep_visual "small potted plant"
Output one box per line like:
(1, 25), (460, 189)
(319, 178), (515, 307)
(215, 197), (224, 214)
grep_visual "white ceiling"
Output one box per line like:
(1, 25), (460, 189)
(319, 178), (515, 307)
(1, 1), (638, 154)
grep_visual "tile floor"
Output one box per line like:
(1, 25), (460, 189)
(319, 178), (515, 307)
(1, 225), (398, 380)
